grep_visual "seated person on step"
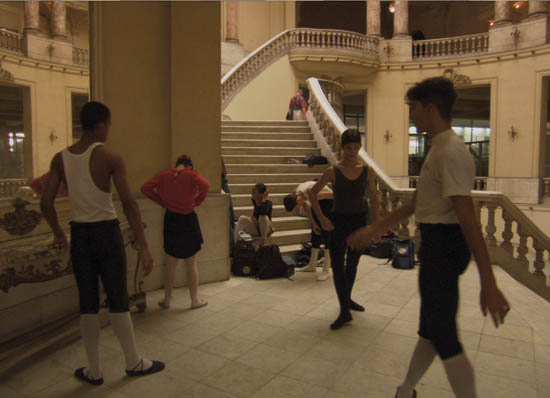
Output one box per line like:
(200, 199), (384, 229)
(283, 181), (332, 281)
(234, 183), (273, 248)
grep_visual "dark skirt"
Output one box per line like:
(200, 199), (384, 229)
(163, 210), (203, 259)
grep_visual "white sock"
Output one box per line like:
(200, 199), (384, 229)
(299, 248), (319, 272)
(398, 337), (437, 398)
(317, 248), (331, 281)
(80, 314), (102, 379)
(443, 353), (477, 398)
(109, 312), (152, 371)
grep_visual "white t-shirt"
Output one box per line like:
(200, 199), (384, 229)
(415, 129), (475, 224)
(296, 181), (316, 202)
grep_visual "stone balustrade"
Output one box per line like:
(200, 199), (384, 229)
(0, 179), (29, 200)
(412, 33), (489, 59)
(409, 175), (487, 191)
(221, 28), (379, 110)
(306, 76), (550, 303)
(0, 28), (23, 55)
(318, 79), (344, 121)
(72, 47), (89, 66)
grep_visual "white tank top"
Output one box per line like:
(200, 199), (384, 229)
(62, 142), (118, 222)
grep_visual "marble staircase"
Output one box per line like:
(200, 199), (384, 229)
(222, 120), (328, 256)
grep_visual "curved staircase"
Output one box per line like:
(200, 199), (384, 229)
(222, 120), (328, 256)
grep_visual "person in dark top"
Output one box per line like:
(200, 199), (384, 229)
(309, 129), (381, 330)
(234, 182), (273, 247)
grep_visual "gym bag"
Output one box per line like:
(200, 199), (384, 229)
(390, 238), (415, 270)
(255, 244), (294, 279)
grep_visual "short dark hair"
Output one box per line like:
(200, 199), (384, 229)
(341, 129), (361, 147)
(175, 155), (193, 169)
(283, 193), (297, 212)
(254, 183), (267, 194)
(406, 77), (456, 122)
(80, 101), (110, 131)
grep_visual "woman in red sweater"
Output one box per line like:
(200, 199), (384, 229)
(141, 155), (210, 310)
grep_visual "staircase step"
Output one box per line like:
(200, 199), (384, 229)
(272, 216), (311, 231)
(226, 164), (328, 174)
(222, 147), (320, 156)
(222, 132), (313, 140)
(235, 204), (288, 218)
(228, 182), (302, 194)
(227, 173), (322, 184)
(222, 120), (309, 127)
(279, 243), (304, 258)
(232, 193), (288, 206)
(268, 229), (311, 246)
(222, 155), (307, 165)
(222, 139), (317, 148)
(222, 126), (311, 133)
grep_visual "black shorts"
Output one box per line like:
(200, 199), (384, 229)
(418, 223), (471, 359)
(164, 210), (203, 259)
(70, 219), (129, 314)
(311, 199), (333, 248)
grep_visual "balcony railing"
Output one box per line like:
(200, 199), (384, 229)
(412, 33), (489, 59)
(0, 28), (23, 55)
(307, 76), (550, 303)
(72, 47), (89, 66)
(0, 179), (28, 200)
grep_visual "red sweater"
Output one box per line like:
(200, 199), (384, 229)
(141, 168), (210, 215)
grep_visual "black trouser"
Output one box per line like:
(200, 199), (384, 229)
(329, 212), (367, 314)
(70, 219), (129, 314)
(311, 199), (333, 249)
(418, 223), (471, 359)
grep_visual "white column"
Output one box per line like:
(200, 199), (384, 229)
(226, 1), (239, 43)
(24, 1), (39, 33)
(366, 1), (381, 37)
(493, 1), (512, 26)
(393, 1), (409, 37)
(51, 2), (67, 40)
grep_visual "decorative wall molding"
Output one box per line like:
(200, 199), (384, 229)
(442, 68), (472, 86)
(0, 60), (14, 82)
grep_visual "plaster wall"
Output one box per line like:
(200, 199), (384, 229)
(224, 55), (297, 121)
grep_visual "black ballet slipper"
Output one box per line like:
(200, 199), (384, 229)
(126, 359), (165, 377)
(395, 387), (417, 398)
(350, 300), (365, 312)
(330, 312), (352, 330)
(74, 367), (104, 386)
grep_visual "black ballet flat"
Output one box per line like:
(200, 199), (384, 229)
(74, 367), (104, 386)
(330, 312), (352, 330)
(125, 359), (165, 377)
(395, 387), (417, 398)
(350, 300), (365, 312)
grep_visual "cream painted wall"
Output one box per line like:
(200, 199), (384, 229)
(239, 1), (295, 52)
(0, 1), (23, 31)
(224, 55), (297, 121)
(0, 58), (89, 176)
(366, 52), (550, 179)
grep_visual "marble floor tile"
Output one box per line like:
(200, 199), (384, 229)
(262, 329), (322, 354)
(197, 334), (258, 360)
(2, 357), (73, 396)
(203, 362), (277, 398)
(475, 351), (536, 385)
(236, 343), (302, 373)
(251, 375), (329, 398)
(28, 377), (128, 398)
(165, 348), (230, 381)
(281, 353), (348, 389)
(478, 334), (535, 361)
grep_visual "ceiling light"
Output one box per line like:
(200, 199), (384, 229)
(389, 2), (396, 13)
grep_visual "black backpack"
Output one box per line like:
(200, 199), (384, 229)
(302, 154), (329, 167)
(390, 238), (415, 270)
(255, 244), (294, 279)
(232, 240), (257, 276)
(364, 232), (395, 259)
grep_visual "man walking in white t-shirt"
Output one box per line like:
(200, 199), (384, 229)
(347, 77), (510, 398)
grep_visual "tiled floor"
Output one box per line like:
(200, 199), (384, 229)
(2, 256), (550, 398)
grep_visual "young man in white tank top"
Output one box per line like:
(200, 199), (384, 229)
(40, 101), (164, 385)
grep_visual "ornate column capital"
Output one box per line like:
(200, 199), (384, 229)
(366, 1), (381, 37)
(51, 2), (67, 40)
(393, 1), (409, 38)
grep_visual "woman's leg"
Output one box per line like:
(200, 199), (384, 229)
(160, 254), (178, 308)
(184, 254), (208, 309)
(345, 247), (364, 311)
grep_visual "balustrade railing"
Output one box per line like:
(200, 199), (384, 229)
(318, 79), (344, 121)
(410, 176), (487, 190)
(307, 76), (550, 302)
(412, 33), (489, 59)
(0, 28), (23, 54)
(0, 179), (28, 200)
(221, 28), (379, 110)
(72, 47), (88, 66)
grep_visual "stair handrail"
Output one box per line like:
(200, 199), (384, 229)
(221, 28), (379, 111)
(306, 76), (550, 301)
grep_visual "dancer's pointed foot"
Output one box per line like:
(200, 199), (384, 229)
(316, 270), (330, 281)
(126, 358), (165, 377)
(350, 300), (365, 312)
(191, 297), (208, 310)
(297, 263), (316, 272)
(395, 386), (417, 398)
(74, 368), (104, 386)
(330, 312), (352, 330)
